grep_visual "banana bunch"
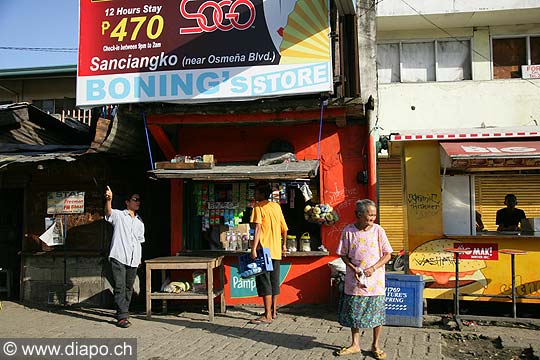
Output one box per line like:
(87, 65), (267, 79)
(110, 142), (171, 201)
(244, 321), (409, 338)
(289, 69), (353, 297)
(304, 204), (339, 225)
(163, 281), (192, 293)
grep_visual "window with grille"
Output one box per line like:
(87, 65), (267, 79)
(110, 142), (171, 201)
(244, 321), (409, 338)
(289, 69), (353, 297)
(492, 36), (540, 79)
(377, 39), (472, 83)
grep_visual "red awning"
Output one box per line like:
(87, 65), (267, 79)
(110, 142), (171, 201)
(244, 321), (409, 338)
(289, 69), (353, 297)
(440, 141), (540, 169)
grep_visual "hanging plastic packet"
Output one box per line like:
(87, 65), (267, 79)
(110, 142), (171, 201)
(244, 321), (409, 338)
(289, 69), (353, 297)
(300, 183), (313, 201)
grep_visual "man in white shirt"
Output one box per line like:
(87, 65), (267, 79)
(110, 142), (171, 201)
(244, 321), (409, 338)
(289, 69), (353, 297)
(105, 186), (145, 328)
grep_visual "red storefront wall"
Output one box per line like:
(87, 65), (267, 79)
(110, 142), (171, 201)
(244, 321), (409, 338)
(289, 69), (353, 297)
(151, 118), (368, 304)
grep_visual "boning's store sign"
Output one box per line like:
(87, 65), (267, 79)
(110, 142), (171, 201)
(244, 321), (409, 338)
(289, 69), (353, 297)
(77, 0), (333, 106)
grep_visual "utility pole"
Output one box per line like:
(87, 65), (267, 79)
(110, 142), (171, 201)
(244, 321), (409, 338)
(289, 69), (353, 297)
(356, 0), (379, 201)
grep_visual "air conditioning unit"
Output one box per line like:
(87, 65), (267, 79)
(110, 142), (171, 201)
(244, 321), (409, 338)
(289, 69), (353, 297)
(335, 0), (357, 15)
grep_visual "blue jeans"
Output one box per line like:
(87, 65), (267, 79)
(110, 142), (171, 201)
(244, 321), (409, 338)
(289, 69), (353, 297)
(110, 258), (138, 320)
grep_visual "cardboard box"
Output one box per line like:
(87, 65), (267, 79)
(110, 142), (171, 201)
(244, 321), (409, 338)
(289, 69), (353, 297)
(237, 223), (250, 236)
(219, 225), (230, 247)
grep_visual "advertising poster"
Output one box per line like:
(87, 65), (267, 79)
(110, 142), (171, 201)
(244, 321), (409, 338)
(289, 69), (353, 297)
(408, 238), (540, 303)
(47, 191), (85, 215)
(40, 217), (65, 246)
(230, 263), (290, 298)
(77, 0), (333, 106)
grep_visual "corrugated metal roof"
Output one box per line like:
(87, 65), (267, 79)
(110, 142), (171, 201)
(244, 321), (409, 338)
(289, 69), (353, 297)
(0, 102), (90, 148)
(90, 107), (147, 156)
(0, 103), (147, 171)
(0, 65), (76, 79)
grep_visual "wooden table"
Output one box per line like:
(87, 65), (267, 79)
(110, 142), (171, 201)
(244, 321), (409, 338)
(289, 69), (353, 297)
(145, 255), (226, 321)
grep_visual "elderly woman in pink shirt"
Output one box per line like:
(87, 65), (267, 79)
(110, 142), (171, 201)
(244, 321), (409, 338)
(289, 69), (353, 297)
(335, 199), (392, 359)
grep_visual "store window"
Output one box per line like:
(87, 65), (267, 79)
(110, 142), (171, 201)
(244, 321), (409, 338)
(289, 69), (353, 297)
(492, 36), (540, 79)
(184, 180), (322, 252)
(377, 39), (472, 83)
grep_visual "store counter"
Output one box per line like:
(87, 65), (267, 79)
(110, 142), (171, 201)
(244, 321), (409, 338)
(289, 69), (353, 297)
(177, 250), (331, 305)
(475, 231), (540, 237)
(178, 250), (329, 257)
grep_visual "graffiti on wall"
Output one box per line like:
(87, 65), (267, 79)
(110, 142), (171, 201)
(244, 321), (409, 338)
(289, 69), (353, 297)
(324, 184), (360, 238)
(407, 193), (440, 217)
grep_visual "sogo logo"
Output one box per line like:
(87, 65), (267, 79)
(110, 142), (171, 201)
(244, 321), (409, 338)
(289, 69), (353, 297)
(179, 0), (256, 34)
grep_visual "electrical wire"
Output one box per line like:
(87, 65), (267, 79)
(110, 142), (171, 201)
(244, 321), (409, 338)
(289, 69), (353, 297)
(142, 111), (155, 171)
(0, 46), (77, 53)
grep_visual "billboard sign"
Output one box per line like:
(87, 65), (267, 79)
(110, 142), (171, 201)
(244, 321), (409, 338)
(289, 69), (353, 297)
(77, 0), (333, 106)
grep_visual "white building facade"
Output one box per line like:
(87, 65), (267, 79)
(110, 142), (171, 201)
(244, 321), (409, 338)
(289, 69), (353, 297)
(376, 0), (540, 133)
(374, 1), (540, 255)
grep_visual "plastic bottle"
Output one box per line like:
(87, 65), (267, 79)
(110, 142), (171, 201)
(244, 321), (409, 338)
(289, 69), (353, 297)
(241, 234), (249, 251)
(230, 232), (238, 251)
(225, 231), (232, 250)
(236, 232), (242, 251)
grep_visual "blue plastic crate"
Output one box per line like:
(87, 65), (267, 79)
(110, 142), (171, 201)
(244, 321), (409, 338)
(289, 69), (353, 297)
(385, 273), (424, 328)
(238, 248), (273, 279)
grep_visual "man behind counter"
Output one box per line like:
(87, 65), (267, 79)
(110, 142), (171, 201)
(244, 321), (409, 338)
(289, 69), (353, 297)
(496, 194), (526, 231)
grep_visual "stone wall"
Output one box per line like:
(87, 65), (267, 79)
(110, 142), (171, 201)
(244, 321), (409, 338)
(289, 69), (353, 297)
(21, 255), (139, 307)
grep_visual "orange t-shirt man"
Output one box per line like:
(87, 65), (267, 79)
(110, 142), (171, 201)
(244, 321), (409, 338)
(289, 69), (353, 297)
(248, 183), (288, 324)
(250, 199), (288, 260)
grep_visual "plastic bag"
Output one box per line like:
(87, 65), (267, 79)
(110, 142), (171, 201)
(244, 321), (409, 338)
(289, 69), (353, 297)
(257, 152), (296, 166)
(356, 270), (368, 288)
(328, 257), (346, 277)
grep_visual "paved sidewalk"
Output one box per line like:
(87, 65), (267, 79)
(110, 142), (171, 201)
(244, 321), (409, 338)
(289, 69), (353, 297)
(0, 301), (539, 359)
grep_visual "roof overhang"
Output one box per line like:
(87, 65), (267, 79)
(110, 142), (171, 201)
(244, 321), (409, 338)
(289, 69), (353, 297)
(149, 160), (319, 181)
(0, 65), (76, 79)
(388, 126), (540, 142)
(440, 141), (540, 170)
(0, 149), (87, 171)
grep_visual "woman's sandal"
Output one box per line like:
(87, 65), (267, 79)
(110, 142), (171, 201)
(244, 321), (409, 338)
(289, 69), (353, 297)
(334, 347), (360, 356)
(372, 349), (387, 359)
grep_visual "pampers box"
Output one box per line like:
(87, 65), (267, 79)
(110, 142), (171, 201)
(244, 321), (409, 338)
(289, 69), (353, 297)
(385, 274), (424, 328)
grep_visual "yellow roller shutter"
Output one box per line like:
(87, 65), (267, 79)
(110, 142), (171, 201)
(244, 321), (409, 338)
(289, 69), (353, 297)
(378, 158), (407, 253)
(474, 174), (540, 232)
